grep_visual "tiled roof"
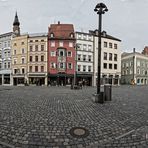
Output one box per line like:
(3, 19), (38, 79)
(48, 22), (75, 39)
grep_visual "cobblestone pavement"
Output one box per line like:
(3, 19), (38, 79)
(0, 85), (148, 148)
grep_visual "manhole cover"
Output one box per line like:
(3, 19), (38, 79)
(70, 127), (89, 138)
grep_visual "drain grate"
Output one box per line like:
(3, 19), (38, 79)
(70, 127), (89, 138)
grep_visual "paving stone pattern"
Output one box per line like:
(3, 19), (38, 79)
(0, 85), (148, 148)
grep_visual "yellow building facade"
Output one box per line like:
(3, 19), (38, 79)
(11, 34), (28, 85)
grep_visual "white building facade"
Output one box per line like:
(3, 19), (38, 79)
(91, 30), (121, 86)
(121, 51), (148, 85)
(0, 32), (13, 85)
(75, 32), (94, 86)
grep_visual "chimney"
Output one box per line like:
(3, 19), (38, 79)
(133, 48), (136, 53)
(58, 21), (60, 25)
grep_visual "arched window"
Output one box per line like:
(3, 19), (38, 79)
(50, 33), (54, 38)
(70, 33), (74, 38)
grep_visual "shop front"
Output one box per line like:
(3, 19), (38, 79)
(28, 74), (47, 86)
(48, 73), (73, 86)
(76, 74), (93, 86)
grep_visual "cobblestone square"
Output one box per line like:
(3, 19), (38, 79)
(0, 85), (148, 148)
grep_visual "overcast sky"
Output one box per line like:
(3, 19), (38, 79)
(0, 0), (148, 52)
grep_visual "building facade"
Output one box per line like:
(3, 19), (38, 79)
(11, 34), (28, 85)
(121, 51), (148, 85)
(48, 22), (76, 86)
(75, 32), (94, 86)
(27, 33), (48, 86)
(0, 32), (13, 85)
(91, 30), (121, 86)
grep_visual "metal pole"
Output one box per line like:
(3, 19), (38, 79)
(133, 48), (135, 84)
(97, 13), (102, 94)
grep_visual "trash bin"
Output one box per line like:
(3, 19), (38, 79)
(104, 84), (112, 101)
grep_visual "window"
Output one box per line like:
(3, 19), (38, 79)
(88, 55), (92, 62)
(104, 42), (107, 48)
(70, 33), (74, 38)
(59, 63), (65, 69)
(41, 55), (44, 62)
(35, 45), (38, 51)
(4, 52), (7, 57)
(50, 62), (56, 68)
(14, 59), (17, 64)
(83, 34), (87, 40)
(109, 43), (112, 48)
(104, 63), (107, 69)
(35, 66), (38, 72)
(41, 45), (44, 51)
(8, 51), (10, 57)
(109, 64), (112, 69)
(30, 46), (33, 51)
(68, 63), (72, 69)
(41, 39), (44, 42)
(14, 50), (16, 55)
(22, 68), (25, 74)
(0, 63), (1, 69)
(130, 61), (133, 67)
(114, 54), (117, 61)
(83, 44), (87, 50)
(59, 51), (64, 56)
(8, 41), (10, 47)
(14, 43), (17, 46)
(30, 56), (33, 62)
(109, 53), (112, 61)
(29, 66), (32, 72)
(4, 63), (7, 69)
(21, 42), (24, 45)
(104, 52), (107, 60)
(50, 33), (54, 37)
(8, 62), (10, 68)
(14, 69), (17, 74)
(78, 65), (81, 71)
(137, 69), (140, 74)
(114, 44), (117, 49)
(51, 41), (55, 47)
(35, 56), (38, 62)
(35, 40), (38, 42)
(51, 51), (56, 57)
(22, 58), (25, 64)
(78, 34), (81, 39)
(78, 55), (81, 61)
(69, 42), (73, 47)
(41, 66), (44, 72)
(88, 45), (92, 51)
(59, 41), (63, 47)
(29, 40), (33, 42)
(67, 51), (72, 57)
(22, 48), (25, 54)
(83, 55), (86, 61)
(83, 65), (86, 72)
(114, 64), (117, 69)
(88, 35), (92, 41)
(88, 66), (91, 72)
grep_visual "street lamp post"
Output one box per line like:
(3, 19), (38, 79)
(74, 44), (79, 86)
(94, 3), (108, 100)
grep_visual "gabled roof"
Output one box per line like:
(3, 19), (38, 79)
(48, 22), (75, 39)
(89, 30), (121, 42)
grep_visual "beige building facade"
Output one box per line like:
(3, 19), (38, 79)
(27, 33), (48, 86)
(11, 34), (28, 85)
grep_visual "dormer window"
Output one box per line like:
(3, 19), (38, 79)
(50, 33), (54, 38)
(70, 33), (74, 38)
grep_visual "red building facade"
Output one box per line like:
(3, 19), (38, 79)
(48, 22), (76, 86)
